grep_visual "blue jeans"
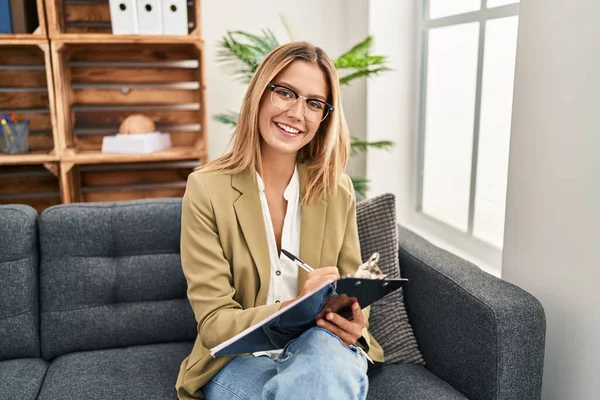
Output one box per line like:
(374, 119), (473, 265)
(203, 327), (369, 400)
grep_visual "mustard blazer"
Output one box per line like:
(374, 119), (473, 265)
(175, 164), (384, 400)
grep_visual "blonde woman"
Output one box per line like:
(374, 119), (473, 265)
(176, 41), (384, 400)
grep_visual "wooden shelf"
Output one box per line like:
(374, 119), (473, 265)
(0, 44), (60, 161)
(0, 36), (48, 45)
(0, 164), (61, 212)
(61, 147), (201, 165)
(52, 34), (202, 45)
(0, 152), (58, 166)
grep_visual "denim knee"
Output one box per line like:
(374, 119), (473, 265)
(282, 327), (369, 374)
(265, 327), (369, 400)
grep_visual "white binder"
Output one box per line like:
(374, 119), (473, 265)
(109, 0), (139, 35)
(137, 0), (163, 35)
(161, 0), (188, 35)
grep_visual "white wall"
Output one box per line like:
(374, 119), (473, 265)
(365, 0), (417, 221)
(502, 0), (600, 399)
(201, 0), (369, 177)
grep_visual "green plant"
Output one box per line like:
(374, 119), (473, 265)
(215, 28), (393, 196)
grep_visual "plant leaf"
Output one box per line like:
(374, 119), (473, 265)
(351, 177), (369, 198)
(213, 111), (240, 128)
(339, 67), (391, 86)
(216, 30), (279, 83)
(279, 13), (295, 41)
(350, 136), (394, 155)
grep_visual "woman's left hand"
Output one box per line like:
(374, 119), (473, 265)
(315, 300), (366, 346)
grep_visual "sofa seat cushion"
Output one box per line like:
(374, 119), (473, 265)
(37, 342), (193, 400)
(0, 358), (49, 400)
(367, 363), (467, 400)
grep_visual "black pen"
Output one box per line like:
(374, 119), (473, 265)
(281, 249), (315, 273)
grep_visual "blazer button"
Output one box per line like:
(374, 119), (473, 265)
(275, 270), (281, 276)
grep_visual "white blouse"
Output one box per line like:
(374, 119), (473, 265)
(254, 165), (301, 358)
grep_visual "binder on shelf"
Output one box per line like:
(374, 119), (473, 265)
(161, 0), (187, 36)
(109, 0), (139, 35)
(0, 0), (13, 34)
(137, 0), (163, 35)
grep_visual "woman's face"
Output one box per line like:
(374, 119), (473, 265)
(258, 60), (329, 158)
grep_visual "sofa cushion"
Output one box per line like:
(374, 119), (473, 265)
(0, 204), (41, 360)
(0, 358), (49, 400)
(356, 194), (425, 364)
(37, 342), (193, 400)
(39, 199), (196, 359)
(367, 363), (467, 399)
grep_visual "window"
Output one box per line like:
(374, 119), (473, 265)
(415, 1), (519, 267)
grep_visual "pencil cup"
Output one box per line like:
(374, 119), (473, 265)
(1, 121), (30, 153)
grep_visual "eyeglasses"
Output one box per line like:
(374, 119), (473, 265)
(268, 83), (334, 123)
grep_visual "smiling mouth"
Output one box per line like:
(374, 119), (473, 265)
(275, 121), (302, 135)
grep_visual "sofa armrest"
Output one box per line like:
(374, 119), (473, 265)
(397, 226), (546, 400)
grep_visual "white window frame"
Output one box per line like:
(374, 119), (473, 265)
(413, 1), (520, 270)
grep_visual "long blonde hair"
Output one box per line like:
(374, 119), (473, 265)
(201, 41), (350, 204)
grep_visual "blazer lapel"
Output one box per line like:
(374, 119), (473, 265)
(297, 166), (327, 294)
(231, 170), (271, 305)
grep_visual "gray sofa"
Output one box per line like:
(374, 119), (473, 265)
(0, 200), (545, 400)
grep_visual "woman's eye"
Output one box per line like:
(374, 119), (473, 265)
(308, 100), (323, 110)
(276, 89), (293, 99)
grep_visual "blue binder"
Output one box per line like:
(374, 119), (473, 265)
(0, 0), (12, 34)
(210, 277), (407, 357)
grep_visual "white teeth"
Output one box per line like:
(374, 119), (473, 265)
(276, 122), (300, 134)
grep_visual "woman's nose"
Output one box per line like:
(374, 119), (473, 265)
(286, 99), (304, 120)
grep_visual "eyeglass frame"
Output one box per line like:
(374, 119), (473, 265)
(267, 83), (334, 122)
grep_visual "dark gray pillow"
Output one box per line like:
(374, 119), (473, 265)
(357, 193), (425, 365)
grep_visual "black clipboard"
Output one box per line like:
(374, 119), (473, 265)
(210, 277), (407, 357)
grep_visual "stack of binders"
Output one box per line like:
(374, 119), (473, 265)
(109, 0), (189, 35)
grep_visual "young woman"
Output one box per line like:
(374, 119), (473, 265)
(176, 41), (384, 400)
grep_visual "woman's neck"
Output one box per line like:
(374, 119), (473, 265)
(260, 149), (296, 192)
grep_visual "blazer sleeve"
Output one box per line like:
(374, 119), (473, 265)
(335, 174), (374, 351)
(180, 172), (281, 350)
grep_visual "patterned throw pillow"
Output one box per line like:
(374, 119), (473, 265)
(356, 193), (425, 365)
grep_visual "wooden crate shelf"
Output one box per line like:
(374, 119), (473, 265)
(0, 163), (62, 212)
(0, 152), (59, 165)
(0, 0), (48, 40)
(0, 43), (60, 166)
(52, 34), (202, 44)
(52, 40), (207, 161)
(62, 159), (199, 203)
(46, 0), (201, 38)
(61, 146), (201, 165)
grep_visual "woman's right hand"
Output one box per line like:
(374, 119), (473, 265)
(280, 266), (340, 309)
(299, 266), (340, 297)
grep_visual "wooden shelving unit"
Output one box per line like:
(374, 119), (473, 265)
(1, 0), (206, 210)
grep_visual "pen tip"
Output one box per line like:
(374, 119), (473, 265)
(281, 249), (293, 260)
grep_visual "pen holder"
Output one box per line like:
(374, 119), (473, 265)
(1, 121), (30, 153)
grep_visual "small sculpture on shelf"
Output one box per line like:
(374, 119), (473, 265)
(118, 114), (156, 134)
(101, 113), (172, 154)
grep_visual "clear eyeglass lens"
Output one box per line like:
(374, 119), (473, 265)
(270, 88), (329, 122)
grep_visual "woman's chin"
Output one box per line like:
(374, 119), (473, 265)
(263, 138), (304, 156)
